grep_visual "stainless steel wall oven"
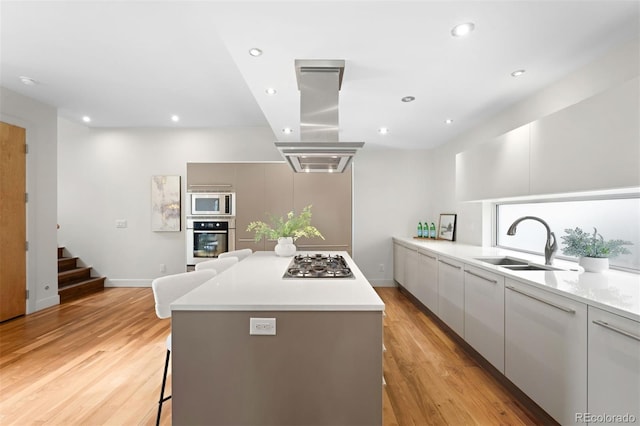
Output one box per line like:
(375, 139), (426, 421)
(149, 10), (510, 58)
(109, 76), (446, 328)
(186, 217), (235, 265)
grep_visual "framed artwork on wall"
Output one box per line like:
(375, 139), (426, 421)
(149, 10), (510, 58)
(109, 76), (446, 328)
(438, 213), (457, 241)
(151, 175), (181, 232)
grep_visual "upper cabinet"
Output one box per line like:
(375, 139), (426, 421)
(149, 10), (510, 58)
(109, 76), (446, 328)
(456, 77), (639, 201)
(530, 77), (640, 195)
(187, 162), (351, 254)
(186, 162), (236, 192)
(456, 124), (530, 201)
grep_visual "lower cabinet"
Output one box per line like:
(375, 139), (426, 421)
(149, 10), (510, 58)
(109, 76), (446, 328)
(416, 250), (438, 314)
(505, 278), (587, 425)
(393, 242), (407, 287)
(392, 240), (639, 425)
(404, 246), (420, 296)
(463, 266), (504, 373)
(437, 256), (464, 337)
(587, 306), (640, 423)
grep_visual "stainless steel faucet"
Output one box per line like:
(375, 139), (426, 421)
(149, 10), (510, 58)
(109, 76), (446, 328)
(507, 216), (557, 265)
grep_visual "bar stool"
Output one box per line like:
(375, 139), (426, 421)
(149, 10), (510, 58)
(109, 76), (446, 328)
(218, 248), (253, 261)
(151, 269), (216, 426)
(194, 256), (239, 273)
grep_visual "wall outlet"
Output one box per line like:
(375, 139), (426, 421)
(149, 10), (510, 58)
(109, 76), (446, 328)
(160, 264), (166, 273)
(115, 219), (127, 228)
(379, 263), (385, 272)
(250, 317), (276, 336)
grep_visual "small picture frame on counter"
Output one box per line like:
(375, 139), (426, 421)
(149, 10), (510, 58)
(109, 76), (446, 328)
(438, 213), (457, 241)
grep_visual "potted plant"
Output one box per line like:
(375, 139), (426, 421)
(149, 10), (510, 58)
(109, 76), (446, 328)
(246, 205), (324, 256)
(560, 227), (633, 272)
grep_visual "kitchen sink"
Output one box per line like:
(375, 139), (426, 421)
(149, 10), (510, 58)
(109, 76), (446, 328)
(474, 256), (529, 266)
(500, 264), (565, 271)
(475, 256), (572, 272)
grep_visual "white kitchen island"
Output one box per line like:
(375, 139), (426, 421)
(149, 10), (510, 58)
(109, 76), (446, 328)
(170, 251), (385, 426)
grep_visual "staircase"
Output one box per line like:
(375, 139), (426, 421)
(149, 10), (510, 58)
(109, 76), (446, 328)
(58, 247), (106, 302)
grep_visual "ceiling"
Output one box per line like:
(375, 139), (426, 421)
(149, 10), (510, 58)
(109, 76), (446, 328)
(1, 1), (638, 150)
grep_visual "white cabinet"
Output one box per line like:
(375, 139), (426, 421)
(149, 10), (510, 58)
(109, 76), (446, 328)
(455, 77), (639, 201)
(530, 77), (639, 194)
(437, 256), (464, 337)
(455, 124), (530, 201)
(463, 266), (504, 372)
(404, 246), (421, 296)
(505, 279), (587, 425)
(393, 242), (407, 287)
(588, 306), (640, 423)
(416, 250), (438, 314)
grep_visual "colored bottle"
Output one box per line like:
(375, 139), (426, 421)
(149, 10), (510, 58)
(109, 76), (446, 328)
(430, 222), (436, 238)
(418, 222), (423, 237)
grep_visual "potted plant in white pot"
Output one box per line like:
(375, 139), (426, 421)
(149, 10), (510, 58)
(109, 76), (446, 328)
(560, 227), (633, 272)
(246, 205), (324, 257)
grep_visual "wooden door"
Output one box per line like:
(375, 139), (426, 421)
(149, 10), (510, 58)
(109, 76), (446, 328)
(0, 122), (27, 322)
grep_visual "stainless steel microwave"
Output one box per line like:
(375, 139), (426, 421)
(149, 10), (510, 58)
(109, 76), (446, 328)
(190, 192), (235, 216)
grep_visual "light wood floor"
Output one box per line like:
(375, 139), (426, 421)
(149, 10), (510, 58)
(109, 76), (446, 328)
(0, 287), (544, 425)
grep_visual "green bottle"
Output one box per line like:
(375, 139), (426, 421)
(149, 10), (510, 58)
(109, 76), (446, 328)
(417, 222), (423, 237)
(430, 222), (436, 238)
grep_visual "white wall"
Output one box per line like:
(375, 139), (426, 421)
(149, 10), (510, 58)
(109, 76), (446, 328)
(352, 148), (430, 286)
(57, 117), (426, 287)
(1, 87), (59, 312)
(427, 37), (640, 247)
(56, 37), (638, 289)
(57, 123), (281, 285)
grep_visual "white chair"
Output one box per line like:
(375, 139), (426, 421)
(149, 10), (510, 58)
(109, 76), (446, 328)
(151, 269), (216, 426)
(194, 256), (239, 273)
(218, 248), (253, 261)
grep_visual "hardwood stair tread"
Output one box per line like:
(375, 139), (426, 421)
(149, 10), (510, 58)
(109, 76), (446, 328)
(57, 247), (106, 303)
(58, 266), (92, 282)
(57, 257), (79, 272)
(58, 277), (106, 303)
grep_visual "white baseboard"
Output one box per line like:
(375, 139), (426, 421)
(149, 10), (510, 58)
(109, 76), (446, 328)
(35, 294), (60, 311)
(106, 279), (152, 288)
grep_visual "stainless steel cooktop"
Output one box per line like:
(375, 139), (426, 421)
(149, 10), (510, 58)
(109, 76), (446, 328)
(283, 254), (354, 279)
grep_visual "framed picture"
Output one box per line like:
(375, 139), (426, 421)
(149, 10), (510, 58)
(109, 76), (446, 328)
(151, 175), (181, 232)
(438, 213), (457, 241)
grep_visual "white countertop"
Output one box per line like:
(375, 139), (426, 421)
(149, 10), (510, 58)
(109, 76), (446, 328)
(394, 236), (640, 322)
(172, 251), (385, 312)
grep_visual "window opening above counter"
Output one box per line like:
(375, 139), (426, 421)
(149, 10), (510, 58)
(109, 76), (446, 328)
(495, 194), (640, 272)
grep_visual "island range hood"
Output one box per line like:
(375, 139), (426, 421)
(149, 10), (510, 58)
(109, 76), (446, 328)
(275, 59), (364, 173)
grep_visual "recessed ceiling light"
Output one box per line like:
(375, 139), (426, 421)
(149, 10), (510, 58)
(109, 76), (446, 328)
(401, 96), (415, 103)
(82, 116), (91, 123)
(511, 69), (526, 77)
(19, 76), (37, 85)
(282, 128), (293, 134)
(451, 22), (475, 37)
(445, 119), (454, 124)
(265, 88), (277, 95)
(171, 115), (180, 122)
(378, 127), (389, 134)
(249, 48), (263, 57)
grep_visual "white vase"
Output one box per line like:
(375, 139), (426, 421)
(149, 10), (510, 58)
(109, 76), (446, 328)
(275, 237), (296, 257)
(579, 256), (609, 273)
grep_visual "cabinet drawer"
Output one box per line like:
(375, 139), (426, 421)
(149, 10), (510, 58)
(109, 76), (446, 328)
(464, 266), (504, 372)
(505, 279), (587, 425)
(588, 306), (640, 421)
(437, 257), (464, 337)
